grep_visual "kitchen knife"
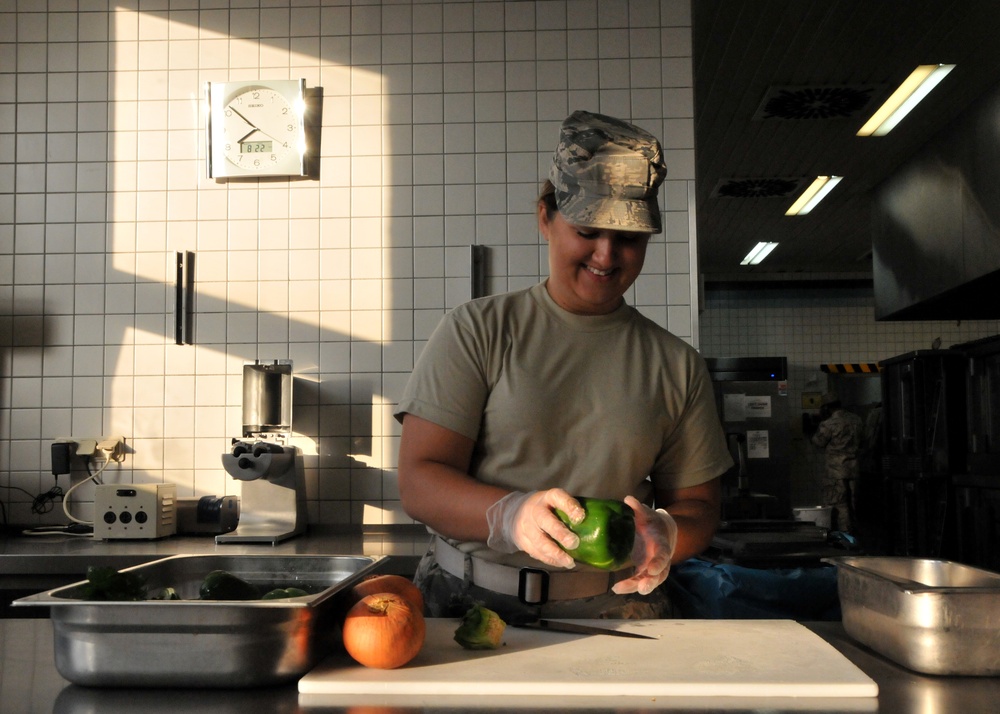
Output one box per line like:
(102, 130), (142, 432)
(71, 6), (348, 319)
(512, 619), (658, 639)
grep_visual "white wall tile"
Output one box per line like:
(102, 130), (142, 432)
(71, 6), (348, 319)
(2, 0), (704, 529)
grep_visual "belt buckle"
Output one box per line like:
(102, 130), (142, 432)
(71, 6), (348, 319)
(518, 567), (549, 605)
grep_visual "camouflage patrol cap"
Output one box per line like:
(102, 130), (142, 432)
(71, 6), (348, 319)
(549, 110), (667, 234)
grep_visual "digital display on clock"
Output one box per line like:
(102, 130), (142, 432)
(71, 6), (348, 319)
(241, 141), (272, 154)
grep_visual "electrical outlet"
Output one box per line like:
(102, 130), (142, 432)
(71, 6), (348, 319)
(54, 437), (126, 460)
(801, 392), (823, 410)
(98, 436), (126, 461)
(56, 437), (98, 457)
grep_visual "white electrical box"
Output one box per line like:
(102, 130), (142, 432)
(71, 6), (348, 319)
(94, 484), (177, 540)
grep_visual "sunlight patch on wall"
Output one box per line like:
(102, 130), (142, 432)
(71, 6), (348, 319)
(108, 9), (393, 352)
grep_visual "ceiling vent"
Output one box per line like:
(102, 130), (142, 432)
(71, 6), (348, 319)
(753, 85), (879, 120)
(712, 177), (805, 199)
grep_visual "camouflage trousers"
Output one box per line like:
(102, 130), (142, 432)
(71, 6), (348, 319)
(821, 475), (853, 533)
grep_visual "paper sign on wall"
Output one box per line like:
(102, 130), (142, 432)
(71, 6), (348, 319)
(722, 394), (746, 421)
(747, 430), (770, 458)
(745, 396), (772, 418)
(722, 394), (774, 422)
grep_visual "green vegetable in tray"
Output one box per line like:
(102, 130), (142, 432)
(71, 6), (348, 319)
(454, 603), (506, 650)
(555, 497), (635, 570)
(76, 565), (148, 601)
(73, 566), (310, 602)
(262, 587), (309, 600)
(198, 570), (260, 600)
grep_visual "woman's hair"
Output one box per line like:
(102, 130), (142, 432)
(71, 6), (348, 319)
(537, 179), (558, 219)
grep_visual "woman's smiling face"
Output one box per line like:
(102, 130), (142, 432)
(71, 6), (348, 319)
(538, 204), (651, 315)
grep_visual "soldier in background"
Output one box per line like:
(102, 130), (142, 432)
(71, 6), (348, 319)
(811, 394), (864, 532)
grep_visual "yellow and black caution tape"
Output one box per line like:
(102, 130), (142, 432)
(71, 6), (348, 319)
(820, 363), (881, 374)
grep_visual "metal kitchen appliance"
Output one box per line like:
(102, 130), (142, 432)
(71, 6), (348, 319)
(176, 495), (240, 535)
(93, 483), (177, 540)
(952, 334), (1000, 571)
(217, 360), (307, 544)
(704, 357), (792, 519)
(880, 349), (967, 558)
(703, 357), (840, 567)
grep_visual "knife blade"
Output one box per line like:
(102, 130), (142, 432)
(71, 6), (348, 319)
(512, 619), (658, 640)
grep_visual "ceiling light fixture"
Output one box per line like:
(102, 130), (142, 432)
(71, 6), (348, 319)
(741, 241), (779, 265)
(785, 175), (843, 216)
(857, 64), (956, 137)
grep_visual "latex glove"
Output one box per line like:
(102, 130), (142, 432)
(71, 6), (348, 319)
(486, 489), (584, 569)
(612, 495), (678, 596)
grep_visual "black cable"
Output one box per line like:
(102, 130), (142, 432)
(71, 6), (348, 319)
(21, 522), (93, 537)
(35, 485), (64, 514)
(6, 485), (64, 515)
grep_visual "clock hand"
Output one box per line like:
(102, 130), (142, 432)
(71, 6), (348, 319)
(229, 108), (289, 148)
(235, 127), (259, 144)
(244, 127), (289, 149)
(227, 106), (257, 129)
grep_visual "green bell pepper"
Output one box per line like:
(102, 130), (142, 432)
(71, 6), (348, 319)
(199, 570), (260, 600)
(76, 565), (148, 601)
(555, 497), (635, 570)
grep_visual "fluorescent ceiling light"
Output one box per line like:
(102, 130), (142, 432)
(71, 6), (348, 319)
(857, 64), (956, 137)
(741, 241), (779, 265)
(785, 175), (843, 216)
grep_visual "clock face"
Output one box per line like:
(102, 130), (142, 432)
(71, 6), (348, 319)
(207, 80), (307, 178)
(223, 88), (295, 171)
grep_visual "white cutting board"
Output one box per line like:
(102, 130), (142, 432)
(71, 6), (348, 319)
(298, 619), (878, 702)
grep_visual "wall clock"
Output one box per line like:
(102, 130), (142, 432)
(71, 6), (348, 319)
(206, 79), (307, 179)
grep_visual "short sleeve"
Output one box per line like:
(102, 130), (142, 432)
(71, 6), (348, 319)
(393, 308), (490, 441)
(649, 352), (733, 491)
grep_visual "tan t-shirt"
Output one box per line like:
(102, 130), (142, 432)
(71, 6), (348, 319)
(395, 281), (732, 565)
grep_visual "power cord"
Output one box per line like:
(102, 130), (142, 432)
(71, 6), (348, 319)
(17, 485), (94, 536)
(21, 523), (94, 537)
(5, 484), (65, 515)
(62, 446), (121, 526)
(12, 441), (124, 536)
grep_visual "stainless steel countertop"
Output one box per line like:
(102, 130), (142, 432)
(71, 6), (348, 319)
(4, 531), (999, 712)
(0, 525), (431, 575)
(3, 618), (998, 714)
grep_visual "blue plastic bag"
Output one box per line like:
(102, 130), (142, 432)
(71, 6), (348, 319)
(667, 558), (841, 620)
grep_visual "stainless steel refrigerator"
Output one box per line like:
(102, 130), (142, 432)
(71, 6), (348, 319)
(704, 357), (792, 520)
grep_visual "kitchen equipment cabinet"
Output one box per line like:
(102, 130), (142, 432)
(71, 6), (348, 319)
(880, 350), (967, 476)
(953, 475), (1000, 571)
(957, 334), (1000, 475)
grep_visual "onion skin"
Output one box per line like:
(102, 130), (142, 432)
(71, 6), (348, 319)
(348, 574), (425, 614)
(342, 593), (426, 669)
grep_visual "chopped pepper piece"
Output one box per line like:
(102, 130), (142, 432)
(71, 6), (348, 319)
(555, 497), (635, 570)
(454, 603), (506, 649)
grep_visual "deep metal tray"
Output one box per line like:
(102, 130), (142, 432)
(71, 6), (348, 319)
(826, 556), (1000, 676)
(14, 553), (383, 688)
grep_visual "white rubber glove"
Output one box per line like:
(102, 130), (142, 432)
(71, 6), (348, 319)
(486, 489), (584, 569)
(612, 495), (678, 596)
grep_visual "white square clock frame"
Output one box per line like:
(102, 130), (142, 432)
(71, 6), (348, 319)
(206, 79), (307, 179)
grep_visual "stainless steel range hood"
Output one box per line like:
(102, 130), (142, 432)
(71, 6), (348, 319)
(873, 79), (1000, 321)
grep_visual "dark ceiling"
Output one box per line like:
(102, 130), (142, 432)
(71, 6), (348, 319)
(692, 0), (1000, 279)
